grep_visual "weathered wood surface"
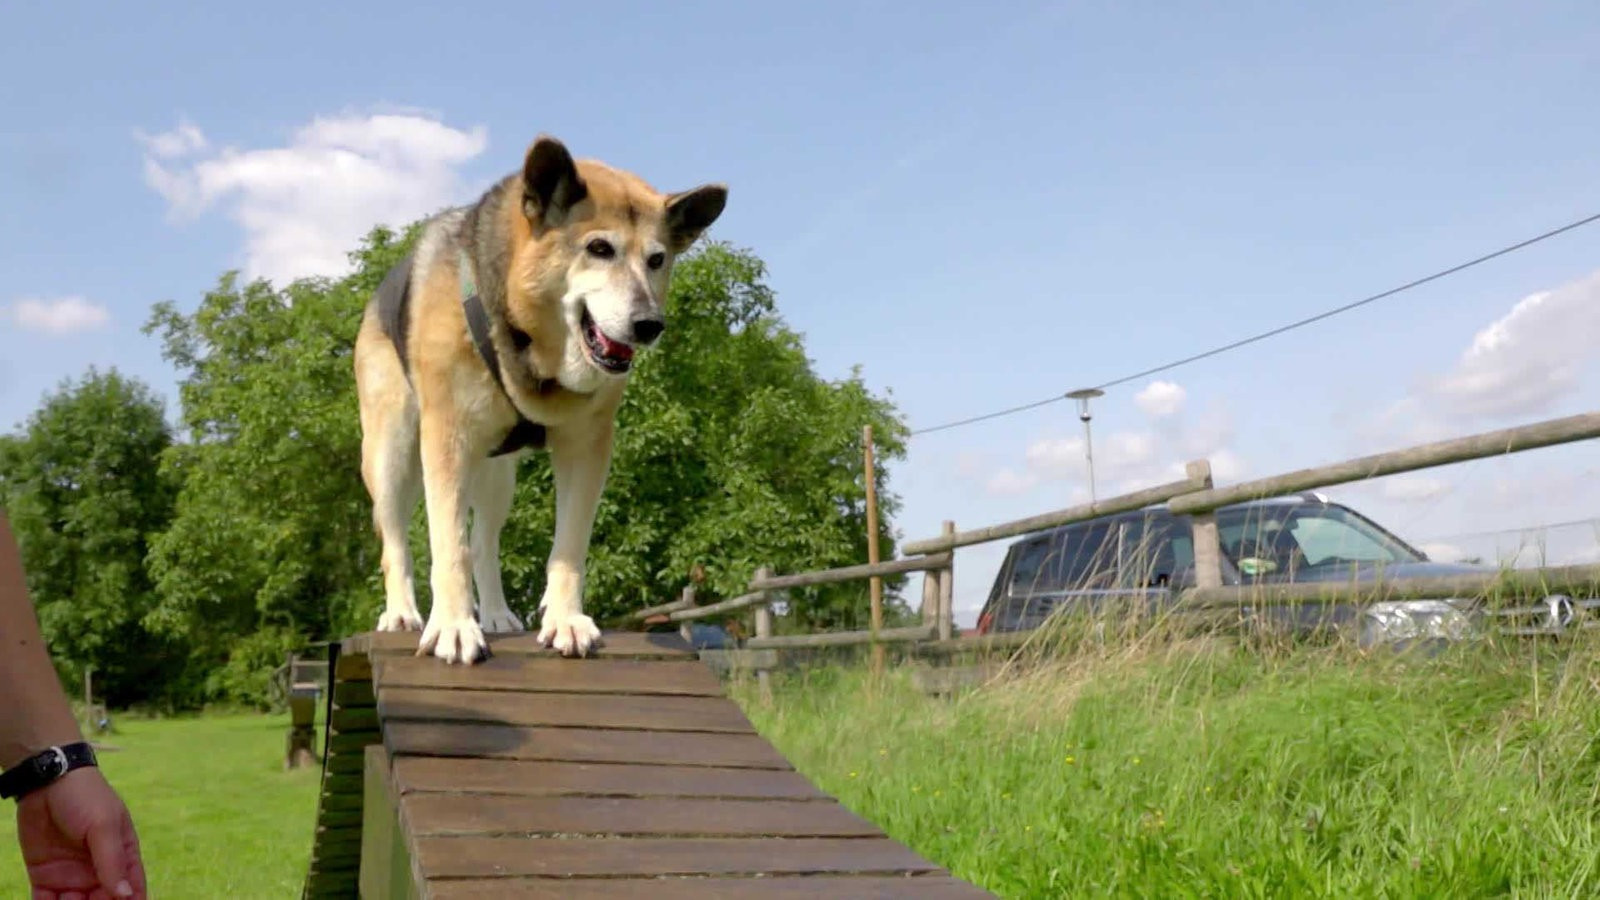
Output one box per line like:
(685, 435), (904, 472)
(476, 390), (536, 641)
(902, 462), (1211, 555)
(1169, 412), (1600, 514)
(667, 589), (768, 621)
(302, 629), (991, 899)
(750, 552), (952, 591)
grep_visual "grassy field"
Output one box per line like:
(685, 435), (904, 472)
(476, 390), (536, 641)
(0, 711), (321, 899)
(736, 633), (1600, 899)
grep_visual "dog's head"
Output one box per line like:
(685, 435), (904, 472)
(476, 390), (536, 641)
(509, 135), (727, 389)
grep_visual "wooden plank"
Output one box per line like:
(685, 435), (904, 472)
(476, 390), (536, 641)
(330, 706), (379, 732)
(902, 467), (1209, 555)
(321, 773), (363, 796)
(351, 630), (695, 658)
(372, 656), (724, 696)
(745, 624), (936, 650)
(1170, 412), (1600, 514)
(628, 596), (696, 620)
(328, 729), (380, 754)
(377, 687), (758, 733)
(335, 652), (372, 681)
(750, 553), (951, 591)
(334, 680), (376, 706)
(359, 744), (418, 900)
(413, 836), (942, 878)
(391, 757), (827, 800)
(384, 722), (792, 770)
(403, 794), (881, 838)
(318, 792), (365, 813)
(429, 875), (995, 899)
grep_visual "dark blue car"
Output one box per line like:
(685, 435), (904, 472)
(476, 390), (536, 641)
(973, 493), (1582, 646)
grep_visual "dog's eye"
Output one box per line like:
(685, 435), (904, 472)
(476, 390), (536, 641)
(586, 239), (615, 259)
(646, 251), (666, 270)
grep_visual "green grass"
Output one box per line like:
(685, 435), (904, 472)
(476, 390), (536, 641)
(735, 634), (1600, 899)
(0, 711), (322, 899)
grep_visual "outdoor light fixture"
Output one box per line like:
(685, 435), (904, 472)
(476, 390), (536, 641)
(1065, 388), (1105, 505)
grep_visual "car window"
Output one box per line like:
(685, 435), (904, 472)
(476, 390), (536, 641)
(1117, 516), (1193, 588)
(1288, 515), (1396, 565)
(1007, 538), (1050, 595)
(1006, 523), (1119, 594)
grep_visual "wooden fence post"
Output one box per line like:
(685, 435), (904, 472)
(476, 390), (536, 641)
(937, 520), (955, 641)
(678, 585), (696, 645)
(864, 426), (885, 676)
(753, 566), (774, 705)
(1183, 461), (1223, 589)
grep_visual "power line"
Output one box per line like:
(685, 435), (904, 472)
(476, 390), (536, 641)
(910, 209), (1600, 436)
(1419, 516), (1600, 544)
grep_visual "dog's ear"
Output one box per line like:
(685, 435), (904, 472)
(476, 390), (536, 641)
(664, 183), (728, 251)
(522, 135), (588, 228)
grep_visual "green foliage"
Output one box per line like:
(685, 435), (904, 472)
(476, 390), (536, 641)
(125, 222), (907, 706)
(0, 369), (181, 706)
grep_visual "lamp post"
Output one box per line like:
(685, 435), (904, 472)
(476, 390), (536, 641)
(1065, 388), (1104, 505)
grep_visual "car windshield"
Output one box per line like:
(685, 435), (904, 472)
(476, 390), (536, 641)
(1215, 502), (1422, 578)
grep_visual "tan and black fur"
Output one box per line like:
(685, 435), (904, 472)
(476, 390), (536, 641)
(353, 135), (726, 664)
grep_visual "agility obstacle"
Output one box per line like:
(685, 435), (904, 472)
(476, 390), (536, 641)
(300, 630), (990, 898)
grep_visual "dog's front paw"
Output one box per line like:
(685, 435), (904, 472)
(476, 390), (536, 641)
(418, 616), (491, 664)
(479, 606), (525, 635)
(537, 612), (601, 658)
(376, 608), (424, 632)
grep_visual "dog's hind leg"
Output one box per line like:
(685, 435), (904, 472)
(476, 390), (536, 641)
(470, 454), (523, 634)
(357, 335), (425, 633)
(535, 418), (610, 657)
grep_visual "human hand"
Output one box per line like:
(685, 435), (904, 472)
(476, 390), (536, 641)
(16, 766), (145, 899)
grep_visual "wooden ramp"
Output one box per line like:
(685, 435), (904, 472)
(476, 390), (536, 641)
(302, 630), (991, 899)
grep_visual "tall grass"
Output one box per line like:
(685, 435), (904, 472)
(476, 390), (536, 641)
(735, 629), (1600, 898)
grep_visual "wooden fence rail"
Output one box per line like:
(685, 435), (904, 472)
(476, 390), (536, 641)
(654, 409), (1600, 693)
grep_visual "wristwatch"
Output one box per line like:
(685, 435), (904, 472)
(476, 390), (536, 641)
(0, 742), (98, 801)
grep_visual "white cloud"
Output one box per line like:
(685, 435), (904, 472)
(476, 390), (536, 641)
(984, 384), (1246, 500)
(1427, 268), (1600, 420)
(135, 119), (207, 159)
(1134, 380), (1186, 418)
(5, 296), (110, 335)
(1380, 475), (1452, 503)
(139, 112), (489, 285)
(986, 468), (1039, 496)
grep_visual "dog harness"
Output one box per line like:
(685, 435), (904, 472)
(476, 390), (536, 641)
(373, 252), (547, 458)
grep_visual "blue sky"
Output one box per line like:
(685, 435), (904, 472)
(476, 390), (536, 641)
(4, 1), (1599, 623)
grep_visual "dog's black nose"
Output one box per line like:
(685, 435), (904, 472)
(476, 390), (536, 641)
(632, 317), (665, 345)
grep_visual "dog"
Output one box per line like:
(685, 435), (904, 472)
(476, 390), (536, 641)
(352, 135), (727, 664)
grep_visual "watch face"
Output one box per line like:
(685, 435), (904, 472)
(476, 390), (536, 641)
(36, 748), (67, 781)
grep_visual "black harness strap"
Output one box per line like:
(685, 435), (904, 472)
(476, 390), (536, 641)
(374, 252), (415, 380)
(459, 254), (547, 457)
(375, 249), (546, 458)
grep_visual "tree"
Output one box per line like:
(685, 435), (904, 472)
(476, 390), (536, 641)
(0, 369), (180, 707)
(141, 223), (910, 706)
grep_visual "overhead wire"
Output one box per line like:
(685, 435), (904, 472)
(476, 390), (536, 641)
(910, 209), (1600, 436)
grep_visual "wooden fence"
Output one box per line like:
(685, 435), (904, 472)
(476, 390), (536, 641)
(636, 410), (1600, 688)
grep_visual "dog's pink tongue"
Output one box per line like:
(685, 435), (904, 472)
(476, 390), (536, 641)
(594, 327), (634, 360)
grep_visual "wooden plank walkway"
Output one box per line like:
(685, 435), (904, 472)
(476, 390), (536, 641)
(302, 630), (991, 899)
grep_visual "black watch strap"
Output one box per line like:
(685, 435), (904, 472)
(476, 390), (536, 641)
(0, 741), (98, 801)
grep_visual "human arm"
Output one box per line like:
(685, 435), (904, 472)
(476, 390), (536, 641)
(0, 511), (146, 898)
